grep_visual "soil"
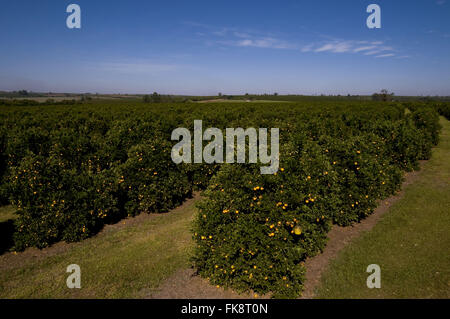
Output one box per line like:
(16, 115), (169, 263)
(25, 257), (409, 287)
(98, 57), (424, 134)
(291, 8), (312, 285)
(148, 268), (256, 299)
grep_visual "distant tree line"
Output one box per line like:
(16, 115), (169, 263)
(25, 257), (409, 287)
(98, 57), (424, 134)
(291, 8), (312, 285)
(372, 89), (395, 102)
(0, 98), (85, 107)
(143, 92), (191, 103)
(0, 90), (43, 98)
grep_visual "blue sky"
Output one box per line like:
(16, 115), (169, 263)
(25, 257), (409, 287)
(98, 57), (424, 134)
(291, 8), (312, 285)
(0, 0), (449, 95)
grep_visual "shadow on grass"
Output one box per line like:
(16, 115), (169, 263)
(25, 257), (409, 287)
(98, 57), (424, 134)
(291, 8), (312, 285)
(0, 219), (15, 254)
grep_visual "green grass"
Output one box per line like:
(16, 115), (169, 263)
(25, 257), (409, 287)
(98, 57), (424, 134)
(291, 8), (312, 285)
(0, 205), (16, 223)
(0, 206), (16, 254)
(316, 117), (450, 299)
(0, 200), (196, 298)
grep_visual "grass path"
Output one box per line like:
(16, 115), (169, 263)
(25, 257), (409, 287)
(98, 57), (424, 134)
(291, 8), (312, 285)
(300, 167), (423, 298)
(0, 206), (16, 254)
(0, 195), (198, 298)
(315, 117), (450, 298)
(0, 206), (16, 223)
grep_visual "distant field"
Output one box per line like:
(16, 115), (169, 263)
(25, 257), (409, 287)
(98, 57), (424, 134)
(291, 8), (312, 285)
(0, 95), (142, 102)
(195, 98), (290, 103)
(2, 97), (82, 102)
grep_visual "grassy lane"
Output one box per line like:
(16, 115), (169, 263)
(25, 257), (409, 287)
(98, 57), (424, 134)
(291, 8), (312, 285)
(0, 205), (16, 223)
(0, 206), (16, 254)
(316, 117), (450, 298)
(0, 197), (197, 298)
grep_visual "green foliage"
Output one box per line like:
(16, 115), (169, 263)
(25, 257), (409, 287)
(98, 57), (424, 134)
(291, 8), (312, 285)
(118, 140), (191, 215)
(0, 99), (441, 298)
(371, 89), (395, 102)
(0, 126), (8, 204)
(9, 153), (119, 249)
(436, 102), (450, 120)
(192, 103), (440, 298)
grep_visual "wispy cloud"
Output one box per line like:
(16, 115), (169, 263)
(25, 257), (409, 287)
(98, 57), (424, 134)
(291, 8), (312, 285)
(212, 28), (228, 37)
(234, 32), (251, 38)
(300, 44), (314, 52)
(353, 45), (377, 53)
(365, 47), (391, 55)
(230, 37), (294, 49)
(375, 53), (395, 58)
(436, 0), (446, 5)
(188, 22), (399, 58)
(314, 42), (352, 53)
(186, 21), (294, 50)
(303, 40), (396, 57)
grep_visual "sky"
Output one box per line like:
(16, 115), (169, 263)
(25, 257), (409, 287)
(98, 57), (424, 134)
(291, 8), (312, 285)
(0, 0), (449, 96)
